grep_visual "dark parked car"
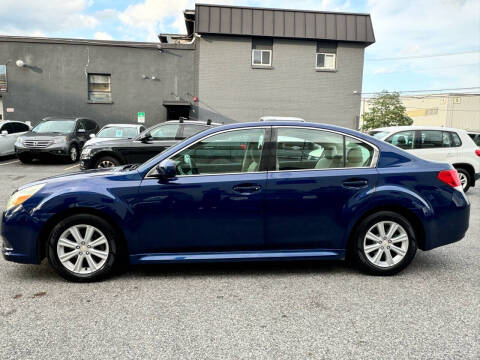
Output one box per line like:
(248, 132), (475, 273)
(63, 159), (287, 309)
(80, 119), (219, 169)
(2, 121), (470, 282)
(15, 117), (99, 163)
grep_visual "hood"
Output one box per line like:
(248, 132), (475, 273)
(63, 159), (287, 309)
(84, 137), (133, 147)
(85, 138), (135, 149)
(21, 131), (70, 139)
(17, 166), (139, 191)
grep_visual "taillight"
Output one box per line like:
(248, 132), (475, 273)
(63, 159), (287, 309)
(438, 169), (461, 188)
(475, 149), (480, 157)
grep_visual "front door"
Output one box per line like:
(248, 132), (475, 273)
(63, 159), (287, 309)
(265, 127), (378, 250)
(134, 127), (268, 253)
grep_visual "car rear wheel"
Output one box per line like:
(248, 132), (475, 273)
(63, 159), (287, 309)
(456, 168), (471, 192)
(353, 211), (417, 275)
(95, 156), (121, 169)
(46, 214), (121, 282)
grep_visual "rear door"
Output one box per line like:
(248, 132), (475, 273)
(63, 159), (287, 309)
(0, 123), (21, 155)
(265, 127), (378, 250)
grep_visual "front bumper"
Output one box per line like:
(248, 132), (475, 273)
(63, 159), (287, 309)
(1, 208), (45, 265)
(475, 173), (480, 181)
(15, 144), (70, 157)
(80, 158), (95, 170)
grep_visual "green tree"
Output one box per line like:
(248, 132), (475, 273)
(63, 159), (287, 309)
(361, 91), (413, 130)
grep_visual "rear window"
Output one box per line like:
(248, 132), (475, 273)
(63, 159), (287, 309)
(97, 126), (138, 139)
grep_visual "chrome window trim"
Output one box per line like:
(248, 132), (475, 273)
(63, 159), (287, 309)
(145, 125), (379, 179)
(145, 127), (270, 179)
(272, 125), (379, 172)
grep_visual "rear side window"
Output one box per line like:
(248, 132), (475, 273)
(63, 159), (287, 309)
(450, 132), (462, 147)
(275, 128), (374, 171)
(418, 130), (461, 148)
(385, 131), (415, 150)
(149, 124), (180, 140)
(182, 124), (207, 139)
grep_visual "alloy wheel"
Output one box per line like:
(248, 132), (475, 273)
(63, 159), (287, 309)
(97, 160), (116, 168)
(56, 224), (110, 274)
(458, 172), (468, 190)
(70, 147), (78, 162)
(363, 221), (409, 268)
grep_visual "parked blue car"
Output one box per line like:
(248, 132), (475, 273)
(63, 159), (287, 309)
(2, 121), (470, 281)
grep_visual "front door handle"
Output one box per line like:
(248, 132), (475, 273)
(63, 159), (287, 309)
(232, 183), (262, 194)
(342, 178), (368, 189)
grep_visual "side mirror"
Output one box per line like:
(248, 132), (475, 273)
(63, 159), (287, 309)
(155, 159), (176, 180)
(89, 134), (95, 139)
(1, 130), (7, 136)
(139, 133), (151, 143)
(77, 128), (86, 133)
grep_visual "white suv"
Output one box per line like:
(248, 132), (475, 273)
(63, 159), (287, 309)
(369, 126), (480, 192)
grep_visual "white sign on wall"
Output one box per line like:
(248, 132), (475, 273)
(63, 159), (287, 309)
(6, 107), (14, 112)
(137, 112), (145, 123)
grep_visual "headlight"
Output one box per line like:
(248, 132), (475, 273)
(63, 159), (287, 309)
(15, 137), (24, 146)
(6, 184), (45, 211)
(53, 137), (67, 144)
(81, 147), (92, 158)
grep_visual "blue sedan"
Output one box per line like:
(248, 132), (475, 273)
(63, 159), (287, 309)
(1, 121), (470, 281)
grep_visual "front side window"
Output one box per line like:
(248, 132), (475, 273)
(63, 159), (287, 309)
(88, 74), (111, 103)
(385, 131), (415, 150)
(316, 53), (336, 70)
(149, 124), (180, 140)
(252, 49), (272, 66)
(170, 129), (265, 175)
(33, 120), (75, 134)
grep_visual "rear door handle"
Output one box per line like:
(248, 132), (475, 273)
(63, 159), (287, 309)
(232, 183), (262, 194)
(342, 179), (368, 189)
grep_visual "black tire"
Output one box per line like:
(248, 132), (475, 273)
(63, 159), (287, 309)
(95, 156), (121, 169)
(17, 154), (32, 163)
(353, 211), (417, 276)
(68, 144), (79, 163)
(455, 168), (471, 192)
(46, 214), (122, 282)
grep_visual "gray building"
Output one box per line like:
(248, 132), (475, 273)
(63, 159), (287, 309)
(0, 3), (374, 129)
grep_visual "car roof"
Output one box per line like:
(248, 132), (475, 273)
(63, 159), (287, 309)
(42, 116), (92, 121)
(165, 119), (222, 126)
(369, 125), (467, 133)
(101, 123), (142, 128)
(259, 116), (305, 122)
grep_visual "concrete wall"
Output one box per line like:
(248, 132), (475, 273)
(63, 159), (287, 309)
(0, 41), (195, 128)
(197, 35), (365, 128)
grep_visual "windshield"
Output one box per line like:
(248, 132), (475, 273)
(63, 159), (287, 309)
(33, 120), (75, 134)
(97, 126), (138, 139)
(368, 131), (391, 139)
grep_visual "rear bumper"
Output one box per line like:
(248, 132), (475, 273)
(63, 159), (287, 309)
(421, 189), (470, 251)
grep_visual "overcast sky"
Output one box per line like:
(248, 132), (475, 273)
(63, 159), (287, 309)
(0, 0), (479, 94)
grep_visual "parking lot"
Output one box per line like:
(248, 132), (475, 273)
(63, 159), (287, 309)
(0, 157), (478, 359)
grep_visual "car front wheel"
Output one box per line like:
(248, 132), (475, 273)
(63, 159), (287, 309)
(353, 211), (417, 275)
(46, 214), (121, 282)
(95, 156), (121, 169)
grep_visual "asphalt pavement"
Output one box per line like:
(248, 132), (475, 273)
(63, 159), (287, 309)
(0, 157), (479, 359)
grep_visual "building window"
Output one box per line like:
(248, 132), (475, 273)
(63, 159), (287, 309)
(316, 41), (337, 71)
(252, 38), (273, 68)
(316, 53), (336, 70)
(252, 49), (272, 66)
(88, 74), (112, 103)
